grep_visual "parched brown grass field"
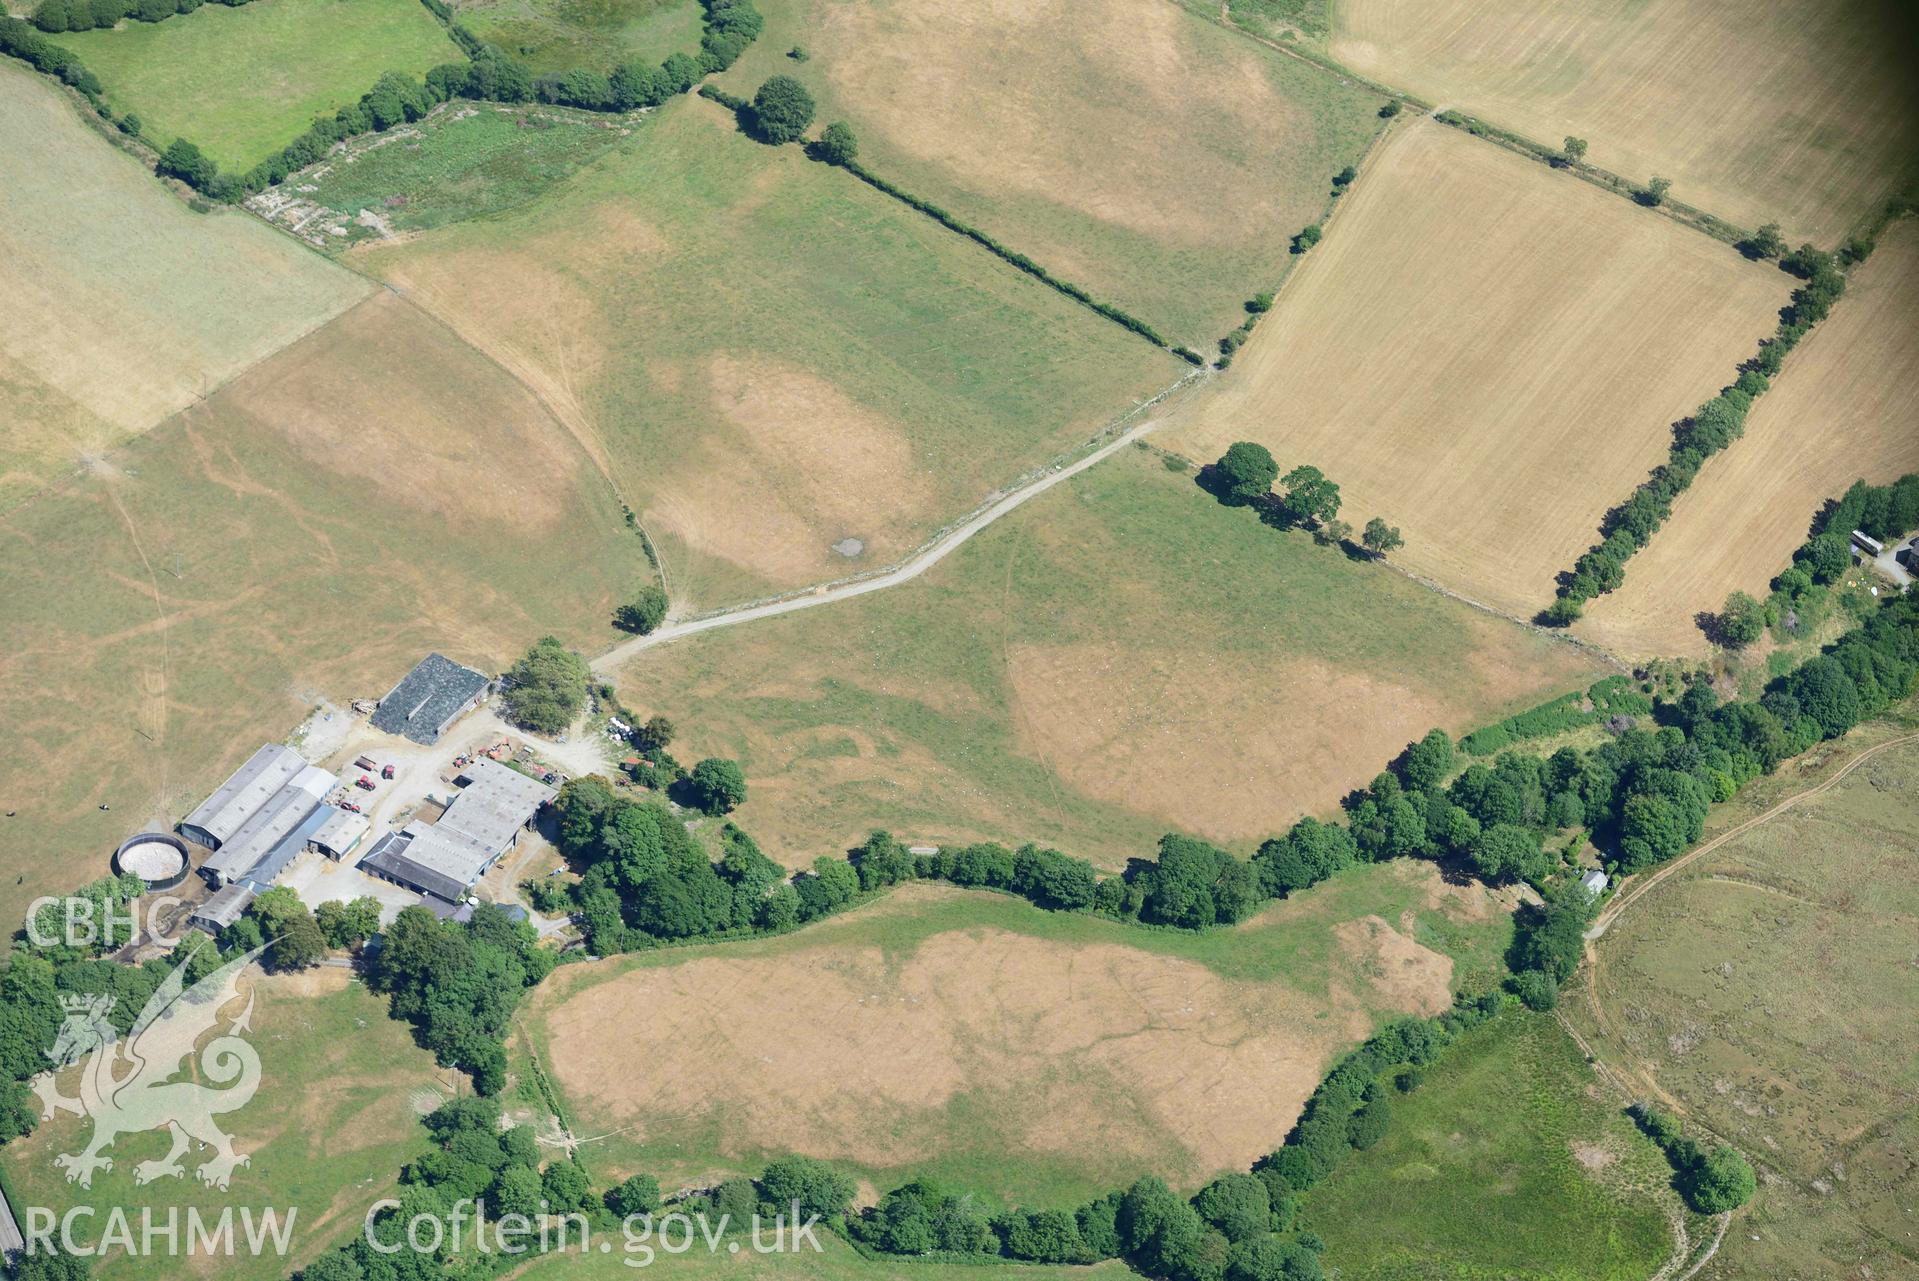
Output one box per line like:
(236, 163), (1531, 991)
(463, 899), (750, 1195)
(610, 448), (1607, 869)
(1157, 118), (1791, 623)
(526, 867), (1516, 1203)
(1567, 722), (1919, 1280)
(0, 63), (369, 509)
(1579, 222), (1919, 658)
(711, 0), (1386, 345)
(1332, 0), (1919, 245)
(0, 290), (640, 927)
(367, 100), (1180, 609)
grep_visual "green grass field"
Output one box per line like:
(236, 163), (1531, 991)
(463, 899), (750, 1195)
(1298, 1011), (1686, 1281)
(273, 103), (633, 246)
(53, 0), (461, 172)
(1567, 718), (1919, 1280)
(517, 1233), (1125, 1281)
(711, 0), (1383, 346)
(609, 448), (1607, 867)
(365, 98), (1183, 606)
(0, 291), (641, 928)
(457, 0), (703, 72)
(519, 865), (1515, 1208)
(1, 972), (447, 1281)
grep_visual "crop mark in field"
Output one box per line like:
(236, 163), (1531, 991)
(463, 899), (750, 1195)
(97, 473), (172, 804)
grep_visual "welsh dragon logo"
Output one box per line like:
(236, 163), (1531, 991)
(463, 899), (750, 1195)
(32, 940), (270, 1190)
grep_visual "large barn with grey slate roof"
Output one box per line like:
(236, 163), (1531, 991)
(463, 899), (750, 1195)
(371, 653), (490, 745)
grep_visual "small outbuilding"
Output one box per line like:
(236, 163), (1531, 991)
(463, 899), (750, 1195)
(189, 883), (256, 934)
(308, 806), (371, 860)
(1580, 869), (1609, 898)
(370, 654), (490, 745)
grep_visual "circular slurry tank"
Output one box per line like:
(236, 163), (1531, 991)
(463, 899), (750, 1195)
(112, 832), (191, 890)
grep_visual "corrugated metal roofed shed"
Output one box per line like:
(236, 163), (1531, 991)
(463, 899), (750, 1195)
(189, 883), (257, 932)
(440, 757), (556, 855)
(200, 765), (335, 885)
(178, 744), (306, 848)
(310, 806), (371, 858)
(238, 803), (334, 893)
(358, 827), (478, 904)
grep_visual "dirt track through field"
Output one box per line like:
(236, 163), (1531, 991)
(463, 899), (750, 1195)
(1567, 731), (1919, 1141)
(590, 367), (1204, 675)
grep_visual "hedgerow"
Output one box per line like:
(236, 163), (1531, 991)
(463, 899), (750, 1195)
(1458, 674), (1653, 755)
(1, 0), (762, 202)
(1540, 248), (1857, 624)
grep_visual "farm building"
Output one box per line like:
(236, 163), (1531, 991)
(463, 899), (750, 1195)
(189, 883), (256, 933)
(355, 760), (555, 907)
(1581, 869), (1609, 898)
(308, 806), (370, 860)
(178, 744), (308, 849)
(196, 759), (336, 889)
(371, 653), (490, 745)
(438, 758), (555, 854)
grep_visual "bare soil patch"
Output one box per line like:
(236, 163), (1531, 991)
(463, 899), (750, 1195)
(1579, 223), (1919, 657)
(221, 292), (587, 532)
(1158, 119), (1790, 621)
(1333, 914), (1455, 1015)
(1333, 0), (1919, 244)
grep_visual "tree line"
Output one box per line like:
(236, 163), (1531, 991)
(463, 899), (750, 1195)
(1214, 158), (1370, 370)
(9, 0), (765, 203)
(31, 0), (251, 34)
(1541, 219), (1909, 624)
(1207, 442), (1403, 558)
(1710, 471), (1919, 650)
(697, 82), (1205, 366)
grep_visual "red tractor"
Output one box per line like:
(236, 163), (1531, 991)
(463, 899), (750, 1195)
(381, 763), (396, 780)
(355, 775), (376, 791)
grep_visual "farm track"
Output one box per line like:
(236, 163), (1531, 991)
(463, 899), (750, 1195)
(589, 366), (1206, 675)
(1561, 730), (1919, 1209)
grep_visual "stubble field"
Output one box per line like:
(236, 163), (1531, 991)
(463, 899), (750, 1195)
(1568, 723), (1919, 1280)
(710, 0), (1386, 346)
(50, 0), (462, 173)
(608, 448), (1607, 868)
(1578, 222), (1919, 658)
(525, 868), (1515, 1205)
(1331, 0), (1919, 244)
(0, 290), (640, 927)
(1156, 119), (1791, 623)
(0, 63), (368, 509)
(366, 98), (1180, 608)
